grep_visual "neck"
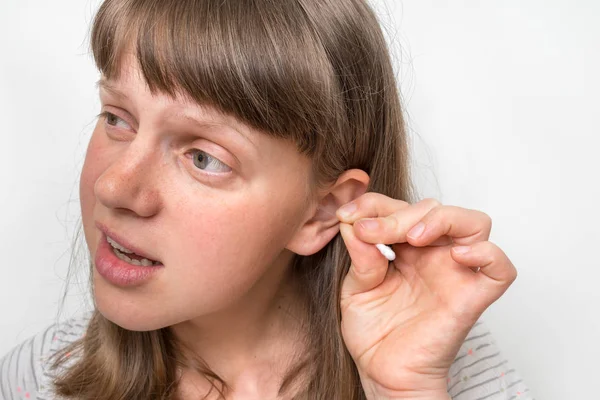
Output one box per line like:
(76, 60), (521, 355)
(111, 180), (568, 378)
(169, 250), (308, 397)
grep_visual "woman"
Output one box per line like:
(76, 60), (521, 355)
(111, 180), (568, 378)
(0, 0), (533, 398)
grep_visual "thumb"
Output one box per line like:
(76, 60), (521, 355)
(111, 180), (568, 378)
(339, 222), (390, 298)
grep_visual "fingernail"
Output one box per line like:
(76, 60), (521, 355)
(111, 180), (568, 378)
(407, 222), (426, 239)
(453, 246), (471, 254)
(337, 202), (357, 218)
(358, 218), (379, 230)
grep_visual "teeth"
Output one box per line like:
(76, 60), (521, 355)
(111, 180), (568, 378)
(107, 236), (159, 266)
(112, 247), (159, 266)
(107, 236), (134, 254)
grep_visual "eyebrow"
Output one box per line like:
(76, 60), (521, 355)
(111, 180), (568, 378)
(95, 78), (257, 150)
(178, 113), (257, 150)
(96, 78), (127, 100)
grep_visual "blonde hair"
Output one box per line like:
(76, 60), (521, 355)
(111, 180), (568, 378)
(48, 0), (417, 398)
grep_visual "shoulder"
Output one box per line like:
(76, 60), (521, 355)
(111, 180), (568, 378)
(0, 310), (93, 400)
(447, 317), (535, 399)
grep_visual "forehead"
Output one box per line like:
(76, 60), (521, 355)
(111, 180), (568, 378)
(99, 58), (221, 112)
(97, 54), (252, 131)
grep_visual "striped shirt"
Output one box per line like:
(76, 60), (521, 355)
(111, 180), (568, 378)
(0, 311), (534, 399)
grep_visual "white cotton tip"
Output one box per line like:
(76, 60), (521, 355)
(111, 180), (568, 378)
(375, 243), (396, 261)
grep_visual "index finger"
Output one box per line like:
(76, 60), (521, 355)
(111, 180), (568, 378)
(336, 192), (411, 222)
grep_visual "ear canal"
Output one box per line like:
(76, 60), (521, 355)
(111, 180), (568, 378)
(316, 204), (336, 218)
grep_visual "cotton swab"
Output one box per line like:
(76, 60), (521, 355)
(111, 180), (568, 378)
(375, 243), (396, 261)
(318, 205), (397, 261)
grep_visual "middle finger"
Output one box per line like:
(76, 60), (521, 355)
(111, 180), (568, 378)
(356, 204), (492, 246)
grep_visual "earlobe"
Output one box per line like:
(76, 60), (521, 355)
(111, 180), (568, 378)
(285, 169), (370, 256)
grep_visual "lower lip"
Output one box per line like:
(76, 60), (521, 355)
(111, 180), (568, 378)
(94, 233), (164, 287)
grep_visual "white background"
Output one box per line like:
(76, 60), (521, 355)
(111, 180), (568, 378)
(1, 1), (598, 398)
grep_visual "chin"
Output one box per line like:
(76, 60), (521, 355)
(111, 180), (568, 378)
(93, 283), (176, 332)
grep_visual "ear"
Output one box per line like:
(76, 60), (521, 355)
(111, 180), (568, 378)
(286, 169), (370, 256)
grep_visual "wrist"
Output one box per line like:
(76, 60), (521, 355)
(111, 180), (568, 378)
(358, 370), (451, 400)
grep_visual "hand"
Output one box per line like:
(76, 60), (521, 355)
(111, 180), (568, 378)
(336, 194), (517, 400)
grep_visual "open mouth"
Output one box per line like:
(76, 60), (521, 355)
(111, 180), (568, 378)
(111, 247), (161, 266)
(107, 236), (162, 266)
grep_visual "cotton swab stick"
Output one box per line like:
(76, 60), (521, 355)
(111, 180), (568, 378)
(319, 205), (397, 261)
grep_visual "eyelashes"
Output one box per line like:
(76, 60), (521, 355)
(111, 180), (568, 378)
(98, 111), (132, 130)
(97, 111), (232, 175)
(187, 149), (231, 173)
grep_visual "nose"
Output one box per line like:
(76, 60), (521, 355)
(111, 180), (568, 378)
(94, 139), (162, 218)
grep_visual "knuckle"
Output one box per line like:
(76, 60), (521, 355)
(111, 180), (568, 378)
(486, 241), (518, 281)
(478, 210), (493, 228)
(511, 267), (518, 281)
(385, 212), (400, 231)
(419, 198), (442, 216)
(421, 197), (442, 208)
(422, 203), (445, 225)
(485, 240), (500, 256)
(478, 241), (500, 264)
(476, 241), (497, 264)
(505, 262), (518, 284)
(357, 192), (382, 209)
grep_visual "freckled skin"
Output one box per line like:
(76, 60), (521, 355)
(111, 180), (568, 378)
(80, 54), (315, 332)
(79, 53), (369, 397)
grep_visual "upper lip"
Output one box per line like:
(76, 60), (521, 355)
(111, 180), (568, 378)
(95, 221), (161, 263)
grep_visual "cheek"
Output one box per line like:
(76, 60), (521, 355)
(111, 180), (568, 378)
(170, 199), (274, 271)
(163, 193), (302, 310)
(79, 129), (110, 248)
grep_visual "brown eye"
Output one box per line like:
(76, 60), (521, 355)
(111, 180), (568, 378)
(102, 112), (130, 129)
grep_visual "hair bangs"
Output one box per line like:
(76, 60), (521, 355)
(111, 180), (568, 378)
(50, 0), (415, 398)
(90, 0), (343, 157)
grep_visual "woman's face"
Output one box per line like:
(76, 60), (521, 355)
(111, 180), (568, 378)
(80, 53), (317, 330)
